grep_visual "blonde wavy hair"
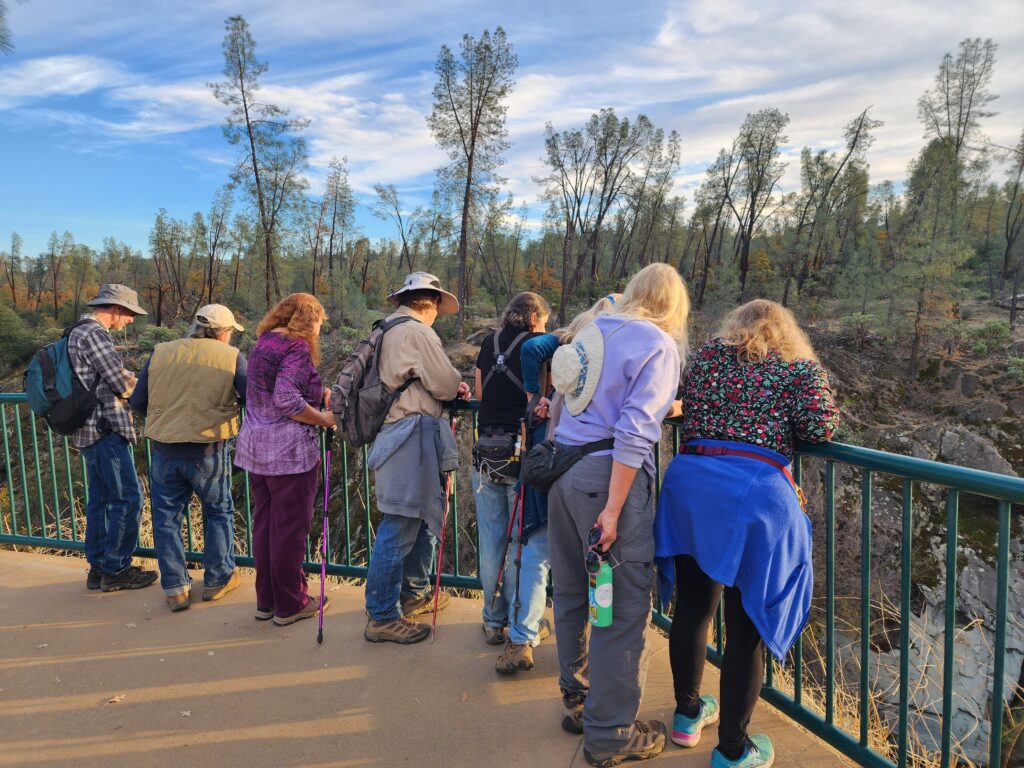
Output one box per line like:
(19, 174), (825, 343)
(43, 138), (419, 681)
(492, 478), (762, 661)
(256, 293), (327, 365)
(553, 294), (621, 343)
(718, 299), (818, 363)
(612, 263), (690, 355)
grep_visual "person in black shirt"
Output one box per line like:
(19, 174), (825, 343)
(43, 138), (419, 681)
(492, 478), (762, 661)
(473, 292), (551, 673)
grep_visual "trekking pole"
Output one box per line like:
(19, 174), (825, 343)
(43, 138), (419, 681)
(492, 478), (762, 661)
(318, 428), (333, 645)
(490, 489), (521, 611)
(511, 417), (529, 625)
(430, 414), (459, 643)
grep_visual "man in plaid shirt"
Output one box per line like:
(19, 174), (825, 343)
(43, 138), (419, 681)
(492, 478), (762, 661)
(69, 284), (157, 592)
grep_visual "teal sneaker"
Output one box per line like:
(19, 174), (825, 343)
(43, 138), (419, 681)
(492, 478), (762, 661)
(710, 735), (775, 767)
(671, 694), (719, 747)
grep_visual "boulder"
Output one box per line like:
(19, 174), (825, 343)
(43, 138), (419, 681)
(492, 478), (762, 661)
(960, 373), (982, 397)
(936, 426), (1016, 476)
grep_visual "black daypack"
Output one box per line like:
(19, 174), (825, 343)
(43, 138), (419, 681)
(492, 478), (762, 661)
(330, 316), (417, 447)
(480, 329), (529, 394)
(23, 319), (101, 436)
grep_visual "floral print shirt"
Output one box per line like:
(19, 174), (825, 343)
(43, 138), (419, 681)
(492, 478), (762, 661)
(680, 339), (840, 459)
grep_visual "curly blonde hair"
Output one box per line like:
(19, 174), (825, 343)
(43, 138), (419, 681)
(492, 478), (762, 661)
(256, 293), (327, 365)
(718, 299), (818, 363)
(553, 294), (620, 343)
(612, 263), (690, 356)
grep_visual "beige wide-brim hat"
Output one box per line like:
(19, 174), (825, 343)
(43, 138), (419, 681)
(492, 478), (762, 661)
(550, 322), (605, 416)
(387, 272), (460, 316)
(195, 304), (244, 332)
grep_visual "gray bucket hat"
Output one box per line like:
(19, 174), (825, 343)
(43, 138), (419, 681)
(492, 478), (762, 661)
(86, 284), (148, 316)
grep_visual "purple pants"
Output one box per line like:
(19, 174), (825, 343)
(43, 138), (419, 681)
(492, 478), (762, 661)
(249, 466), (319, 618)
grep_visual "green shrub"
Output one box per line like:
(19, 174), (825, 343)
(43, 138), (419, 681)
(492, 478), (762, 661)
(967, 319), (1011, 350)
(1008, 357), (1024, 382)
(137, 325), (182, 352)
(0, 304), (38, 369)
(972, 341), (989, 357)
(840, 312), (876, 337)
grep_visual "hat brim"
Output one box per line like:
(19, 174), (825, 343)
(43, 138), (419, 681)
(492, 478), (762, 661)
(559, 323), (605, 417)
(387, 287), (460, 316)
(86, 297), (148, 316)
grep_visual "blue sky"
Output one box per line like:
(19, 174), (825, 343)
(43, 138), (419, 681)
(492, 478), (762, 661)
(1, 0), (1022, 258)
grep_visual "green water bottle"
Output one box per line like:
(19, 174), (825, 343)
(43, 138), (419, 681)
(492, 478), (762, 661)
(588, 560), (613, 627)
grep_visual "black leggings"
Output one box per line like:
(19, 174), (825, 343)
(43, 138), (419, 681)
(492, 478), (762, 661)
(669, 554), (765, 759)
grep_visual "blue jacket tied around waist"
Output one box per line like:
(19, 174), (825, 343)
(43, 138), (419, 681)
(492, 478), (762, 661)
(654, 438), (812, 661)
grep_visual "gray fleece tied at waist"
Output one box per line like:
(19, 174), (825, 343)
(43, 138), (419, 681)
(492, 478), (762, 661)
(368, 415), (459, 537)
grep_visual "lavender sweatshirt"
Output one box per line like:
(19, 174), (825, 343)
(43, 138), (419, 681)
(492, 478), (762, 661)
(554, 315), (681, 475)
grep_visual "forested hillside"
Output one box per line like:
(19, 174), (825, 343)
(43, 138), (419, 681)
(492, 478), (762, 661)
(1, 25), (1022, 399)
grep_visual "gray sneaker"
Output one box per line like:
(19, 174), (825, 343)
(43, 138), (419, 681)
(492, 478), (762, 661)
(583, 720), (667, 767)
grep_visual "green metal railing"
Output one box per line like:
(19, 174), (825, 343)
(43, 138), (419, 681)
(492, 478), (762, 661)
(1, 392), (1020, 768)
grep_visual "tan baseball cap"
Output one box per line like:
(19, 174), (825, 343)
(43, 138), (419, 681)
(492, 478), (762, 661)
(195, 304), (244, 332)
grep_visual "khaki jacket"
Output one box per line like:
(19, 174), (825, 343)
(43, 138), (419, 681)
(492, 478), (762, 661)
(144, 338), (241, 443)
(378, 306), (462, 423)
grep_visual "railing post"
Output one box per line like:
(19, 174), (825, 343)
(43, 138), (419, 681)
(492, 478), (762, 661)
(990, 500), (1011, 768)
(898, 479), (913, 768)
(940, 489), (959, 768)
(825, 460), (836, 726)
(859, 469), (873, 747)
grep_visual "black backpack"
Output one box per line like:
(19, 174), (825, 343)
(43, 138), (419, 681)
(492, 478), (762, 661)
(23, 320), (101, 436)
(330, 316), (417, 447)
(480, 329), (529, 394)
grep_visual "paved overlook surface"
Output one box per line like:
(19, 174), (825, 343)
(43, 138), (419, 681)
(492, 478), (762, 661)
(0, 550), (852, 768)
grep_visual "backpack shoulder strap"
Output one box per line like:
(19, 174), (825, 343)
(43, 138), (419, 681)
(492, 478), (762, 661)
(62, 319), (102, 391)
(481, 330), (529, 394)
(374, 315), (419, 393)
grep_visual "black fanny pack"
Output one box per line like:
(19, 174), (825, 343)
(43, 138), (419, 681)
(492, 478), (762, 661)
(472, 428), (520, 484)
(521, 438), (615, 492)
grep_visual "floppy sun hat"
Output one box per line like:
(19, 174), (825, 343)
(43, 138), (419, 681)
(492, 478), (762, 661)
(550, 322), (605, 416)
(387, 272), (460, 316)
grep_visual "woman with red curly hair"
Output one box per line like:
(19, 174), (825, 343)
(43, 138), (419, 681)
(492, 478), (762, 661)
(235, 293), (335, 626)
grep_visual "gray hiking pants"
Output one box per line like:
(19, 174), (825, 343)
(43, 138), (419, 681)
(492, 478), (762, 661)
(548, 453), (655, 753)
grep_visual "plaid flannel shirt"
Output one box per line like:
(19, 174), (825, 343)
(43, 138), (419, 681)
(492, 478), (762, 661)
(67, 316), (136, 449)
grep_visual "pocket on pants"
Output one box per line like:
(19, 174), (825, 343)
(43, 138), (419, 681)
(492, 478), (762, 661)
(611, 475), (654, 564)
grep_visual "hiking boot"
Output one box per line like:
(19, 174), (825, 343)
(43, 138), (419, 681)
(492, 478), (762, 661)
(561, 689), (586, 735)
(101, 566), (158, 592)
(87, 568), (102, 591)
(202, 570), (241, 602)
(583, 720), (667, 767)
(364, 616), (431, 644)
(273, 595), (329, 626)
(495, 641), (534, 674)
(710, 735), (775, 768)
(166, 591), (191, 612)
(254, 607), (274, 621)
(537, 616), (552, 642)
(401, 590), (450, 618)
(671, 694), (720, 747)
(482, 624), (507, 645)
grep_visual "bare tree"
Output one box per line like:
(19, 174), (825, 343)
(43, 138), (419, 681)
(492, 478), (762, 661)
(372, 184), (422, 274)
(428, 27), (517, 339)
(3, 232), (21, 306)
(725, 108), (790, 300)
(209, 15), (308, 310)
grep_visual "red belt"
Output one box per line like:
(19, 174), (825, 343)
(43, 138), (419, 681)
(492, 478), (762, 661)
(681, 444), (808, 511)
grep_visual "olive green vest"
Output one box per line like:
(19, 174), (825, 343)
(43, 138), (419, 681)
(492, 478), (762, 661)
(144, 338), (241, 444)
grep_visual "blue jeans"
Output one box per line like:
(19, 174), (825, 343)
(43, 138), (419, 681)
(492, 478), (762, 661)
(81, 433), (143, 576)
(508, 525), (551, 647)
(473, 468), (517, 629)
(364, 514), (437, 622)
(150, 448), (236, 596)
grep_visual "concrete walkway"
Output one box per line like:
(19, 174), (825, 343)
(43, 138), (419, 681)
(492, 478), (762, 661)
(0, 550), (852, 767)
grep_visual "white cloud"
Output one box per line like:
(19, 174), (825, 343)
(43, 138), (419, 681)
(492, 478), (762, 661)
(0, 55), (132, 109)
